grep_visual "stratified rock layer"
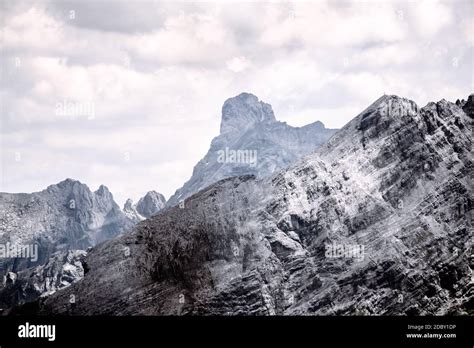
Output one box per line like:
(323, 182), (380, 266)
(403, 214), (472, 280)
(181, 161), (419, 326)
(8, 95), (474, 316)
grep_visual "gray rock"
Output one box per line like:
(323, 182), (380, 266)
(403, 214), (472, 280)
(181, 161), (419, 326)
(0, 250), (87, 310)
(462, 94), (474, 118)
(220, 92), (276, 134)
(135, 191), (166, 218)
(0, 179), (134, 279)
(167, 92), (337, 207)
(3, 272), (17, 286)
(20, 94), (472, 316)
(123, 199), (145, 223)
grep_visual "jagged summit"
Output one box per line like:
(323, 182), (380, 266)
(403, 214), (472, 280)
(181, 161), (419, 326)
(45, 179), (113, 199)
(123, 198), (145, 223)
(45, 178), (83, 191)
(167, 93), (337, 206)
(44, 179), (93, 202)
(456, 94), (474, 118)
(124, 198), (134, 210)
(95, 184), (112, 196)
(0, 179), (135, 279)
(220, 92), (276, 134)
(362, 94), (418, 117)
(57, 177), (81, 185)
(136, 191), (166, 218)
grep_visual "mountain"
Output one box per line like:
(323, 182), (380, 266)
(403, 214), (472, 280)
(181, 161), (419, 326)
(166, 92), (337, 207)
(123, 199), (145, 224)
(122, 190), (166, 222)
(0, 180), (167, 309)
(0, 250), (87, 311)
(456, 94), (474, 118)
(136, 191), (166, 218)
(19, 94), (472, 316)
(0, 179), (134, 277)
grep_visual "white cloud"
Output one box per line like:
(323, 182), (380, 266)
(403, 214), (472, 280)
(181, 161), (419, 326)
(259, 1), (406, 48)
(125, 12), (234, 66)
(3, 7), (65, 50)
(1, 0), (471, 205)
(411, 0), (453, 37)
(226, 56), (251, 72)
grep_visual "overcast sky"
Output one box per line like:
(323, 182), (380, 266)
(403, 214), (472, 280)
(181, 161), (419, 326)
(1, 0), (472, 206)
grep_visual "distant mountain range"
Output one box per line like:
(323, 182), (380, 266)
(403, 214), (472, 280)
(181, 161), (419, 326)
(0, 179), (169, 308)
(4, 93), (471, 315)
(0, 179), (165, 277)
(0, 92), (336, 308)
(0, 180), (130, 271)
(123, 191), (166, 223)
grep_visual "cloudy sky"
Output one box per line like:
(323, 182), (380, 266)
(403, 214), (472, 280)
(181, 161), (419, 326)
(1, 0), (472, 206)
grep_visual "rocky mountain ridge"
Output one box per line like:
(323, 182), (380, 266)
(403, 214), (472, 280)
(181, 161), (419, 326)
(0, 179), (134, 277)
(17, 93), (472, 316)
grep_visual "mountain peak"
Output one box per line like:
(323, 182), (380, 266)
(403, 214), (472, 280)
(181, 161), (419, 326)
(363, 94), (417, 114)
(167, 94), (337, 207)
(457, 93), (474, 118)
(123, 198), (134, 210)
(356, 95), (419, 131)
(55, 178), (82, 187)
(45, 178), (87, 194)
(123, 198), (144, 223)
(94, 185), (115, 204)
(136, 191), (166, 218)
(95, 184), (110, 195)
(220, 92), (276, 134)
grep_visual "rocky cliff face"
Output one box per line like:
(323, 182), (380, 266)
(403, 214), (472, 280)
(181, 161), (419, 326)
(123, 199), (145, 224)
(219, 92), (277, 134)
(456, 94), (474, 118)
(21, 94), (472, 316)
(0, 179), (134, 278)
(0, 250), (87, 311)
(136, 191), (166, 218)
(166, 92), (337, 207)
(123, 190), (166, 222)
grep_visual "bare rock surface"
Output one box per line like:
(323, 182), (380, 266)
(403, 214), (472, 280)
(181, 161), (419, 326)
(123, 199), (145, 224)
(0, 179), (134, 278)
(136, 191), (166, 218)
(15, 94), (472, 316)
(0, 249), (87, 311)
(166, 92), (337, 207)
